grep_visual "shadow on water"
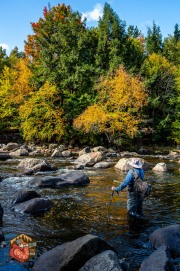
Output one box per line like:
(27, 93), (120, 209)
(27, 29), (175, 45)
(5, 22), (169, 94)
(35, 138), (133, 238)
(0, 155), (179, 270)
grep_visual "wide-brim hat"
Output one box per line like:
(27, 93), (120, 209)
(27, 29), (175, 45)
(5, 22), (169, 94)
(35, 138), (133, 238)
(128, 158), (142, 168)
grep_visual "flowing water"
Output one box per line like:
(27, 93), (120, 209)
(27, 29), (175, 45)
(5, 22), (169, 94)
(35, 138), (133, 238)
(0, 153), (179, 270)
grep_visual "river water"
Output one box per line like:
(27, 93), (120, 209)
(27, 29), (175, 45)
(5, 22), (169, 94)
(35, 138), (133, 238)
(0, 153), (179, 270)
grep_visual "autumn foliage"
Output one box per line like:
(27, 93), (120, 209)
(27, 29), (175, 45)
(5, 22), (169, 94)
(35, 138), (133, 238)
(74, 67), (148, 141)
(19, 81), (65, 141)
(0, 2), (179, 145)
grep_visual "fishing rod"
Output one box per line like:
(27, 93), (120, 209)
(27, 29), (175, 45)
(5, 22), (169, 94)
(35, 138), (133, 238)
(107, 188), (119, 221)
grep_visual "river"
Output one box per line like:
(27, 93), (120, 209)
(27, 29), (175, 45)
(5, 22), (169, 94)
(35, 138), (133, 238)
(0, 152), (179, 270)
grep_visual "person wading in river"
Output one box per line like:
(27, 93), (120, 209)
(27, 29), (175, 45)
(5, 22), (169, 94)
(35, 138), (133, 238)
(111, 158), (145, 219)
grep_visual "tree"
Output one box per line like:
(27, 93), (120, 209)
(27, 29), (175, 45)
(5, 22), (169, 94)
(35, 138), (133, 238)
(124, 34), (145, 73)
(173, 23), (180, 42)
(127, 25), (141, 38)
(171, 66), (180, 144)
(140, 53), (179, 142)
(95, 2), (127, 72)
(24, 3), (98, 125)
(0, 58), (33, 129)
(163, 24), (180, 65)
(146, 21), (162, 55)
(8, 46), (25, 66)
(19, 81), (65, 142)
(73, 66), (148, 145)
(0, 46), (8, 73)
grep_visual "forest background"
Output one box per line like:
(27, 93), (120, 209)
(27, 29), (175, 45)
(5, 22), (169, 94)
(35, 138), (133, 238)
(0, 2), (179, 148)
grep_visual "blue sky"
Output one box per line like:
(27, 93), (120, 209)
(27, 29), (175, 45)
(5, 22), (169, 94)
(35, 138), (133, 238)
(1, 0), (180, 53)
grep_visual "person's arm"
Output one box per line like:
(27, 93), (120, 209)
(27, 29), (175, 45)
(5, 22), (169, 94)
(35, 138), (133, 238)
(112, 170), (134, 192)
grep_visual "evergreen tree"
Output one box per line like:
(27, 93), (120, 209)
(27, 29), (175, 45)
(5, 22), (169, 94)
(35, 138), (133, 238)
(146, 21), (162, 54)
(95, 2), (127, 72)
(0, 46), (8, 73)
(163, 24), (180, 66)
(173, 23), (180, 42)
(124, 26), (145, 73)
(127, 25), (141, 38)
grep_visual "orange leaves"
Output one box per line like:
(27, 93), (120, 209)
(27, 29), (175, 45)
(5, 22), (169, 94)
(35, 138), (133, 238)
(24, 35), (40, 59)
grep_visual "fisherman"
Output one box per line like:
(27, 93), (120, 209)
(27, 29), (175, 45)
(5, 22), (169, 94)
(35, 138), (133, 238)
(111, 158), (145, 219)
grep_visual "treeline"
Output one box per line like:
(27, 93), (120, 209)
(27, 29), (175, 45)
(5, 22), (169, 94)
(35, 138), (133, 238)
(0, 3), (179, 147)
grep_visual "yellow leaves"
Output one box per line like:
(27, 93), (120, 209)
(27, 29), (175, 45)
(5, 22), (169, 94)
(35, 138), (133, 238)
(0, 59), (33, 129)
(73, 104), (107, 133)
(98, 66), (147, 111)
(73, 66), (147, 138)
(12, 59), (33, 104)
(145, 53), (176, 77)
(19, 81), (65, 141)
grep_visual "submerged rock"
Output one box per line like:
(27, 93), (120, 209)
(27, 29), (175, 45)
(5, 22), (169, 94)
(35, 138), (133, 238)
(29, 171), (90, 188)
(11, 189), (41, 204)
(13, 198), (54, 214)
(93, 161), (112, 169)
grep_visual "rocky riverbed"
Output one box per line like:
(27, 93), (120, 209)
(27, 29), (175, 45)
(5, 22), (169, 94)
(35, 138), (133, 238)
(0, 142), (180, 270)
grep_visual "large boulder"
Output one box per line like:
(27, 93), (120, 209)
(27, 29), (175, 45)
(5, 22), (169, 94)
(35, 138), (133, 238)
(3, 142), (19, 151)
(11, 189), (41, 204)
(149, 224), (180, 256)
(13, 198), (54, 214)
(75, 151), (104, 167)
(166, 151), (180, 160)
(152, 163), (168, 172)
(17, 158), (57, 173)
(79, 250), (122, 271)
(115, 157), (149, 171)
(17, 158), (45, 169)
(29, 171), (90, 188)
(139, 245), (174, 271)
(30, 161), (57, 172)
(9, 148), (29, 156)
(55, 171), (90, 188)
(33, 234), (115, 271)
(114, 158), (129, 171)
